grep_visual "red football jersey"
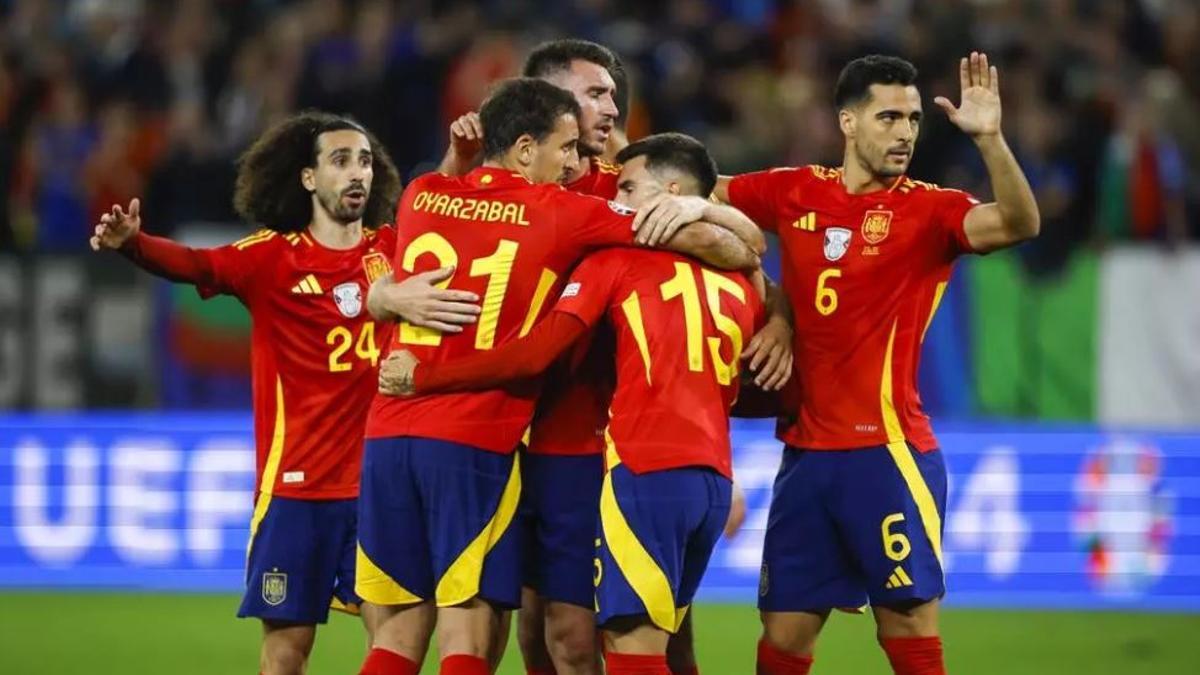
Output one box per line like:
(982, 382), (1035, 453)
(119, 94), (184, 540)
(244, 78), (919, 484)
(199, 226), (397, 499)
(565, 156), (622, 198)
(553, 248), (765, 478)
(727, 165), (979, 452)
(528, 155), (624, 457)
(365, 166), (638, 453)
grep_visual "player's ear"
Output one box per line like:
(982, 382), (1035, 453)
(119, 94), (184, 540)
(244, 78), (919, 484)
(838, 108), (856, 138)
(515, 133), (536, 166)
(666, 182), (682, 196)
(301, 167), (316, 192)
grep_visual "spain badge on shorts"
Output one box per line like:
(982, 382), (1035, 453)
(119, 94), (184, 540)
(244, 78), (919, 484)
(262, 570), (288, 606)
(861, 210), (892, 244)
(362, 252), (392, 284)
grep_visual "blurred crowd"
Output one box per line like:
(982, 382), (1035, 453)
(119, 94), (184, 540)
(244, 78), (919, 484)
(1, 0), (1198, 274)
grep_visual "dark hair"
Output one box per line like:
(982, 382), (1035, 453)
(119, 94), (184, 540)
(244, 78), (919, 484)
(523, 38), (617, 79)
(479, 78), (582, 160)
(616, 132), (718, 196)
(834, 55), (919, 109)
(233, 111), (402, 233)
(610, 54), (630, 130)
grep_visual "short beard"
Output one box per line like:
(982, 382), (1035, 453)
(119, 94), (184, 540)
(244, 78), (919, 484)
(855, 144), (905, 179)
(317, 189), (366, 224)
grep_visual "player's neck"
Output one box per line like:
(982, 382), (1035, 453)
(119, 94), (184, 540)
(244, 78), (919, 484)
(308, 216), (363, 250)
(841, 153), (899, 195)
(568, 153), (593, 182)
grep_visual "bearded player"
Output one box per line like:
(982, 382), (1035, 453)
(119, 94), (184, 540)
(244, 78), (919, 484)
(436, 40), (788, 675)
(715, 53), (1039, 675)
(379, 132), (767, 675)
(355, 77), (762, 675)
(89, 112), (482, 675)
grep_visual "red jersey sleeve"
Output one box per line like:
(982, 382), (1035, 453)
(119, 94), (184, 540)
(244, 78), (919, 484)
(195, 229), (281, 300)
(555, 191), (637, 252)
(932, 187), (982, 257)
(551, 251), (628, 327)
(726, 167), (808, 233)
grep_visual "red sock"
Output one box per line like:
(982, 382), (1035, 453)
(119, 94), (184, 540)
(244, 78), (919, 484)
(672, 665), (700, 675)
(440, 654), (490, 675)
(605, 651), (671, 675)
(880, 636), (945, 675)
(359, 647), (420, 675)
(756, 639), (813, 675)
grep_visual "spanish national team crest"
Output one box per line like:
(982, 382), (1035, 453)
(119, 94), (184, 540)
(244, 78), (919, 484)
(823, 227), (852, 261)
(361, 252), (392, 284)
(861, 209), (893, 245)
(262, 570), (287, 606)
(332, 282), (363, 318)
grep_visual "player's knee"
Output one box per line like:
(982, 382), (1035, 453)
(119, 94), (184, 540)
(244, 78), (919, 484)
(874, 600), (939, 639)
(260, 627), (314, 675)
(545, 617), (598, 668)
(760, 613), (820, 655)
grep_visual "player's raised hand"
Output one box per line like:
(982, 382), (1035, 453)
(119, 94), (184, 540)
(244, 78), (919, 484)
(378, 350), (420, 396)
(632, 195), (708, 247)
(89, 198), (142, 251)
(449, 111), (484, 159)
(741, 313), (793, 391)
(934, 51), (1002, 139)
(367, 267), (481, 329)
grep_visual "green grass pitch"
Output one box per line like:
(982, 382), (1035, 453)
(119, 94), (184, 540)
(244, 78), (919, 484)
(1, 593), (1196, 673)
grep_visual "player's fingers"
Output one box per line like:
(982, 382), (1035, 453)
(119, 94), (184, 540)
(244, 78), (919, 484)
(89, 236), (100, 251)
(990, 65), (999, 96)
(959, 56), (970, 92)
(741, 336), (762, 361)
(430, 300), (481, 315)
(422, 320), (464, 333)
(748, 341), (770, 371)
(933, 97), (956, 117)
(632, 195), (665, 237)
(417, 265), (457, 284)
(467, 114), (484, 139)
(427, 308), (478, 324)
(129, 197), (140, 219)
(980, 52), (991, 89)
(431, 289), (481, 304)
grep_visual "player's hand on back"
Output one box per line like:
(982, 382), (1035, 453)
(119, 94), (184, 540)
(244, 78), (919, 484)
(741, 313), (793, 391)
(368, 267), (481, 330)
(632, 194), (708, 247)
(89, 198), (142, 251)
(934, 51), (1002, 139)
(449, 111), (484, 160)
(378, 350), (419, 396)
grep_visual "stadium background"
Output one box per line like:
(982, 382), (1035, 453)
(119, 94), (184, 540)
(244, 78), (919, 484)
(1, 0), (1198, 673)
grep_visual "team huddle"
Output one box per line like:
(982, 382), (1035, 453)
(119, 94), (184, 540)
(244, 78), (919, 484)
(91, 38), (1038, 675)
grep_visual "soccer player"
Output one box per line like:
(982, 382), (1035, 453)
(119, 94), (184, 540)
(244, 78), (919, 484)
(715, 53), (1040, 675)
(356, 78), (762, 675)
(437, 40), (791, 675)
(88, 112), (481, 675)
(378, 132), (766, 675)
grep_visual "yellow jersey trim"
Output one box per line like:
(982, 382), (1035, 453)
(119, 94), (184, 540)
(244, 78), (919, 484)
(246, 376), (287, 556)
(879, 321), (944, 564)
(435, 454), (522, 606)
(921, 282), (948, 343)
(620, 291), (653, 385)
(520, 268), (558, 337)
(598, 462), (686, 633)
(354, 543), (423, 606)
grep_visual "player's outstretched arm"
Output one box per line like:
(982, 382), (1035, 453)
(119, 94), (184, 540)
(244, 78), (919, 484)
(935, 52), (1040, 253)
(91, 198), (221, 286)
(366, 268), (481, 332)
(436, 112), (484, 176)
(378, 312), (588, 396)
